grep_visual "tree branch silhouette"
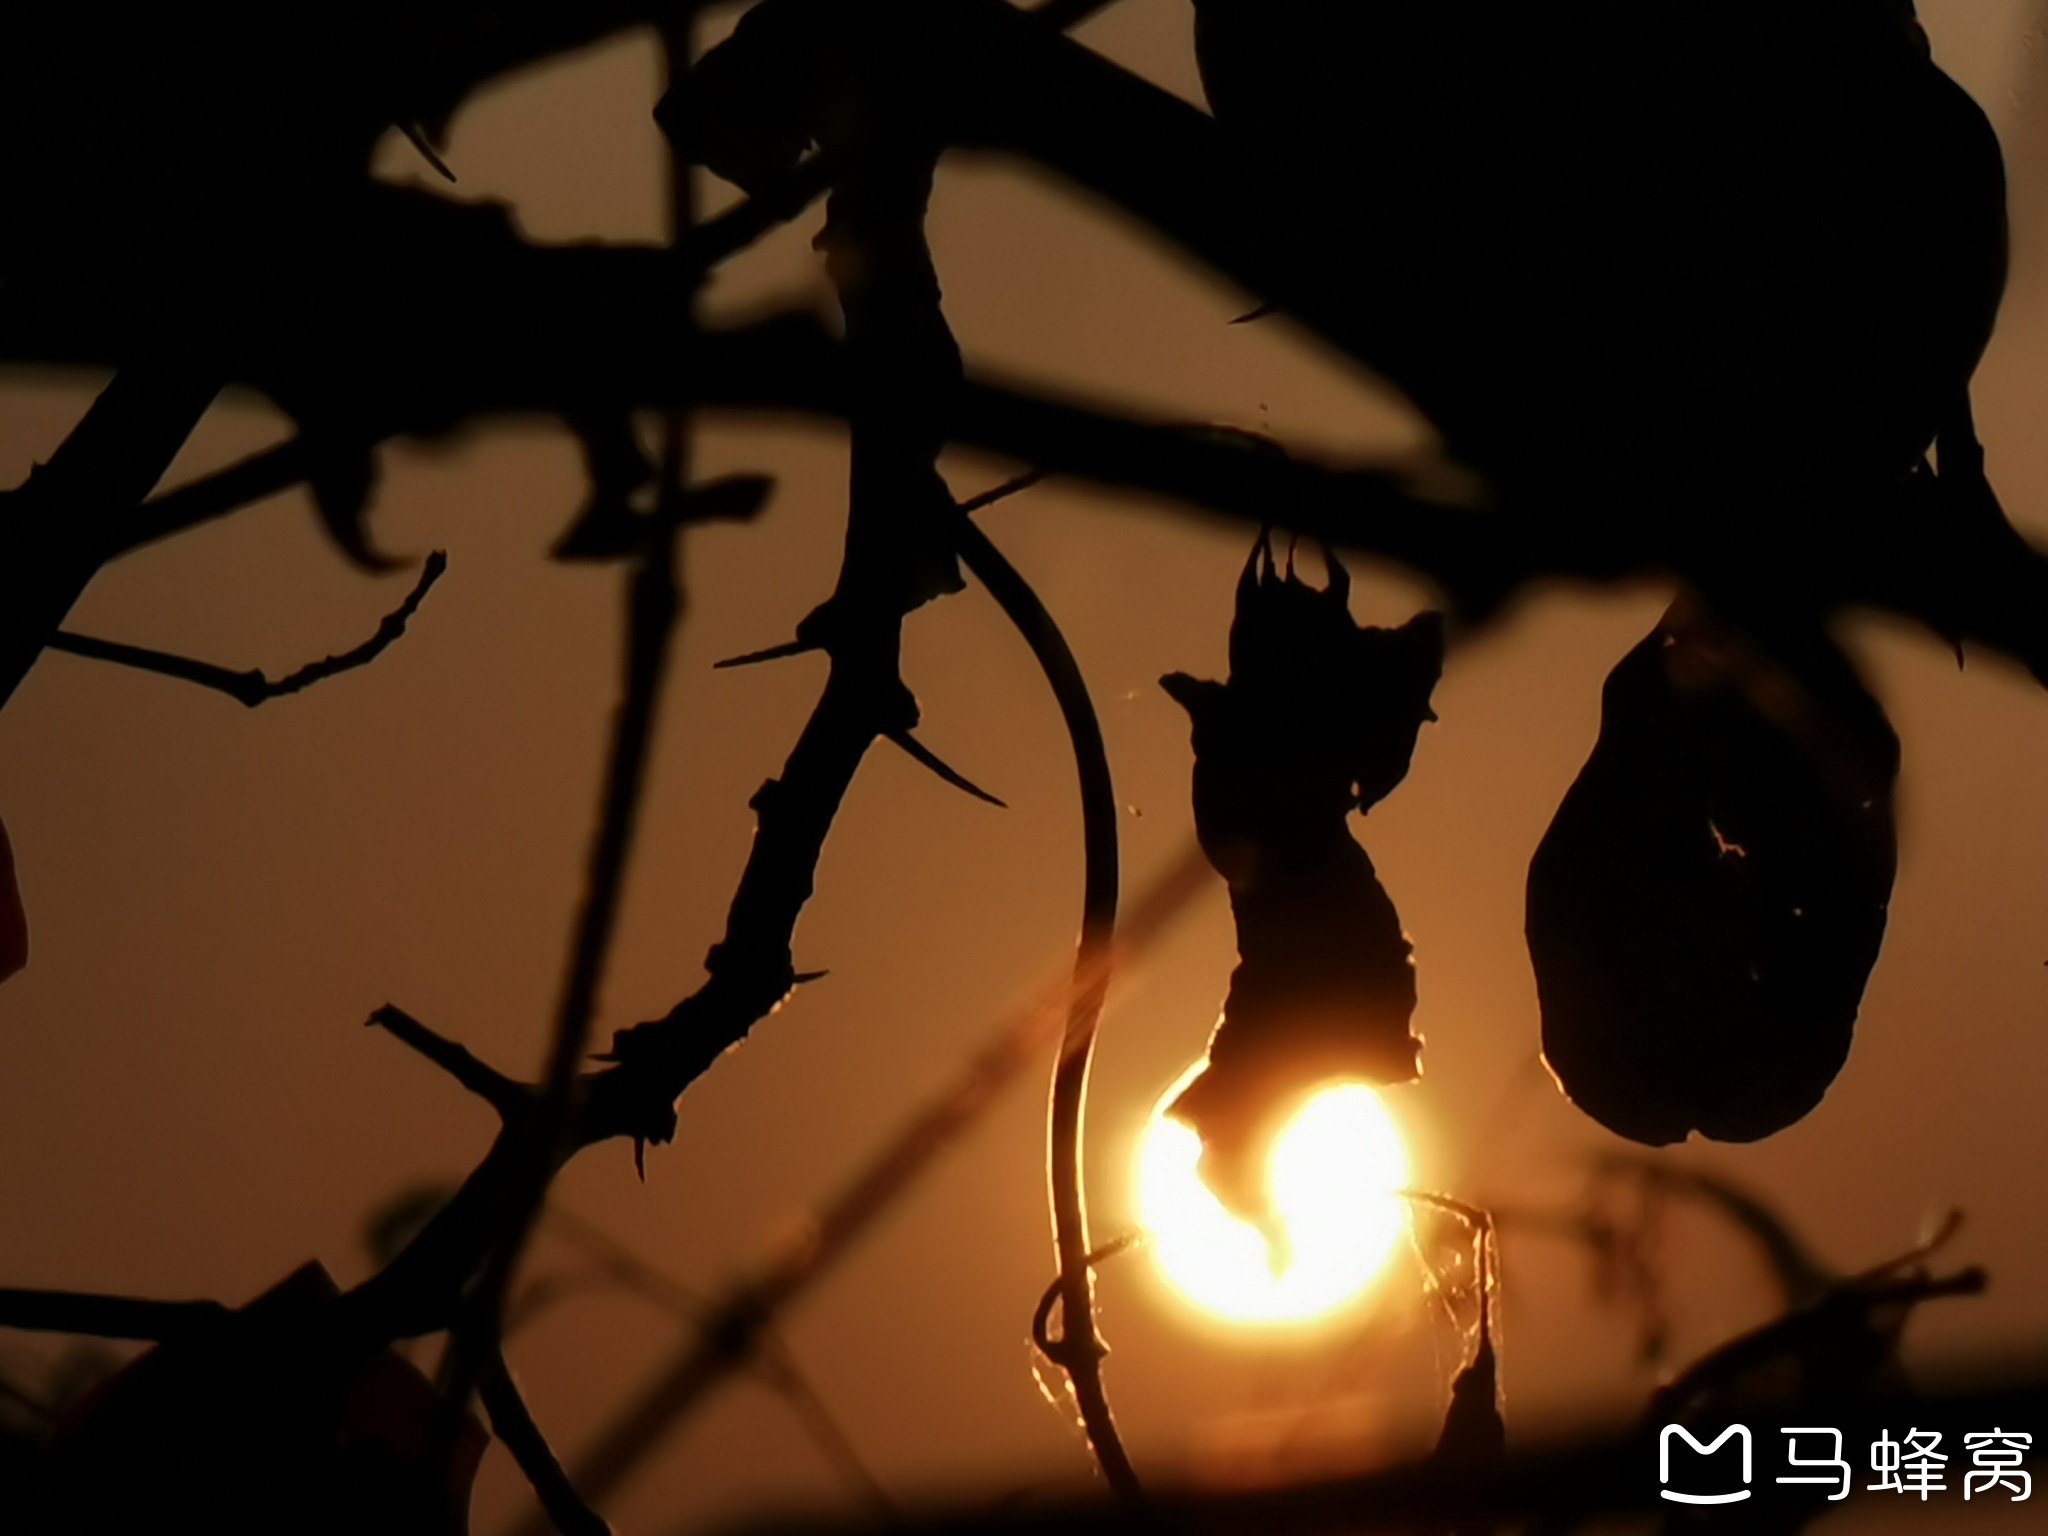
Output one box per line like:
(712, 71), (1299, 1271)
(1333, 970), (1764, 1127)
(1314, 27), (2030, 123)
(0, 369), (219, 710)
(479, 1350), (612, 1536)
(48, 551), (447, 707)
(952, 508), (1139, 1498)
(517, 851), (1207, 1533)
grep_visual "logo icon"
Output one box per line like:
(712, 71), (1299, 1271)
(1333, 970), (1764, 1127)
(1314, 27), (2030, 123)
(1660, 1424), (1753, 1506)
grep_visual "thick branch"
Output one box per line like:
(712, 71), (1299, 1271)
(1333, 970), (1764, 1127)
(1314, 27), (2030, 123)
(368, 1002), (529, 1120)
(0, 1289), (230, 1342)
(84, 308), (1503, 599)
(108, 313), (2048, 686)
(0, 368), (219, 709)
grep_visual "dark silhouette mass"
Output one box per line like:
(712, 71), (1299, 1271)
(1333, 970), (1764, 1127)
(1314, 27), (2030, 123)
(1162, 542), (1441, 1225)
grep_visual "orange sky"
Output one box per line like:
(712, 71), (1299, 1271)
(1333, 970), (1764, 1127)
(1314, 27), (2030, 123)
(3, 4), (2047, 1532)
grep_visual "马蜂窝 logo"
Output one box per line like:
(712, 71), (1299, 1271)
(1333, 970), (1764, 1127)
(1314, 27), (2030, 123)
(1660, 1424), (1752, 1506)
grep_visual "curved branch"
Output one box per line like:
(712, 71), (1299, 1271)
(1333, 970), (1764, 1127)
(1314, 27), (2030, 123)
(479, 1350), (613, 1536)
(1029, 1232), (1143, 1361)
(953, 514), (1138, 1499)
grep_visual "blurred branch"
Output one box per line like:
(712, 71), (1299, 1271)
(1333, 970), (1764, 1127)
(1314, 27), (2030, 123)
(1648, 1266), (1988, 1425)
(48, 551), (447, 707)
(751, 1353), (898, 1521)
(1588, 1154), (1838, 1310)
(639, 0), (1123, 276)
(529, 1203), (894, 1514)
(0, 1290), (229, 1342)
(0, 1371), (52, 1424)
(434, 0), (710, 1469)
(100, 315), (1493, 601)
(94, 310), (2048, 685)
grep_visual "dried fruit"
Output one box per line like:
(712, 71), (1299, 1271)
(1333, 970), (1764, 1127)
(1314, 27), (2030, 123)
(1528, 608), (1898, 1145)
(1163, 539), (1442, 1222)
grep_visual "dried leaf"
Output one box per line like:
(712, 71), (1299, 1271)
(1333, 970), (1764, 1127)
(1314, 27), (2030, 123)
(1527, 609), (1897, 1145)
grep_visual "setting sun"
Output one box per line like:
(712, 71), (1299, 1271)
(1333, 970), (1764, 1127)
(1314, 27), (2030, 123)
(1135, 1066), (1412, 1326)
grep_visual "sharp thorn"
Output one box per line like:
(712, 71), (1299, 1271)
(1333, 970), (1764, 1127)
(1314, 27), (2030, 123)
(1319, 540), (1352, 604)
(715, 639), (820, 670)
(956, 469), (1046, 516)
(399, 121), (458, 182)
(1230, 303), (1276, 325)
(792, 970), (830, 986)
(884, 729), (1008, 808)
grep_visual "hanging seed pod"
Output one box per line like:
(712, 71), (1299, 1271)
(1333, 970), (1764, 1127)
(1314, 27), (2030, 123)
(1162, 538), (1443, 1224)
(1527, 605), (1898, 1146)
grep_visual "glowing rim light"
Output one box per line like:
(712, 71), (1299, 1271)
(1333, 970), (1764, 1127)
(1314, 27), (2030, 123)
(1135, 1064), (1410, 1325)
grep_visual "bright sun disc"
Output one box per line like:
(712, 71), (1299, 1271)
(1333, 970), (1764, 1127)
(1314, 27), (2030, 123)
(1136, 1065), (1410, 1325)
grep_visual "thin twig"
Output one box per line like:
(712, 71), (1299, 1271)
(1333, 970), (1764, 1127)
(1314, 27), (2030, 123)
(438, 4), (703, 1454)
(1398, 1190), (1492, 1228)
(1030, 1232), (1144, 1361)
(479, 1349), (613, 1536)
(50, 551), (447, 707)
(367, 1002), (529, 1120)
(118, 438), (315, 556)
